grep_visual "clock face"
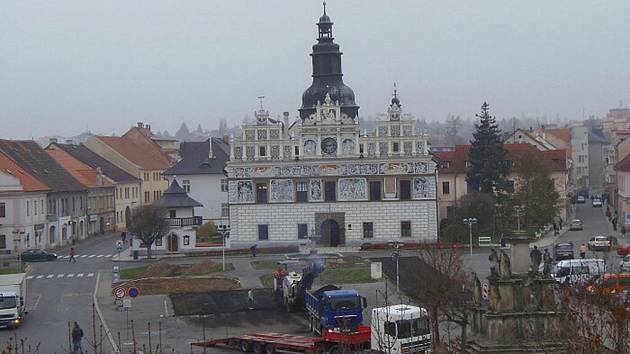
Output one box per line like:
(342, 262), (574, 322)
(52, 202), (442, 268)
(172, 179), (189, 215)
(321, 137), (337, 154)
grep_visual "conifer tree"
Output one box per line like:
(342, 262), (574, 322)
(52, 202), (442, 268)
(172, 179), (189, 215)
(466, 102), (508, 194)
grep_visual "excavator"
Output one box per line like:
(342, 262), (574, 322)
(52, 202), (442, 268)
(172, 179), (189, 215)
(273, 260), (326, 312)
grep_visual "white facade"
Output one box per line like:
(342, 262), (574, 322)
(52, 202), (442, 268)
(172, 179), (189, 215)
(131, 206), (199, 255)
(571, 125), (589, 188)
(166, 174), (227, 224)
(227, 96), (438, 248)
(0, 191), (48, 255)
(114, 181), (141, 230)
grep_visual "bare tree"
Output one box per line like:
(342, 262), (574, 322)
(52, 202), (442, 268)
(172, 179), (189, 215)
(126, 205), (168, 259)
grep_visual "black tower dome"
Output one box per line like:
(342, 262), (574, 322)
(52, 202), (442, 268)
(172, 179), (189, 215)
(299, 3), (359, 120)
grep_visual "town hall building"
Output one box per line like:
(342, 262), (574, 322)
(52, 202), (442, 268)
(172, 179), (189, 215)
(226, 6), (438, 247)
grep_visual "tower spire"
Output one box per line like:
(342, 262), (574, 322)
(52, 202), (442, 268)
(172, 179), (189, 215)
(323, 1), (327, 16)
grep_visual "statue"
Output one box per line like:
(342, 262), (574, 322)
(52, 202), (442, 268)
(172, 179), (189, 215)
(499, 249), (512, 279)
(489, 249), (499, 278)
(471, 272), (482, 307)
(529, 246), (542, 274)
(489, 283), (502, 312)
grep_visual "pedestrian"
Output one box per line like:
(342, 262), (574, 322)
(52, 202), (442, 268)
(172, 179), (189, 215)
(69, 247), (77, 263)
(579, 243), (587, 259)
(71, 236), (76, 246)
(553, 223), (559, 236)
(71, 322), (84, 354)
(612, 218), (618, 231)
(559, 217), (563, 230)
(543, 248), (553, 264)
(121, 231), (127, 243)
(250, 244), (257, 258)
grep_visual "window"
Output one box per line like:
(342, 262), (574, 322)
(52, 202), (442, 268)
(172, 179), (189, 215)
(183, 235), (190, 246)
(41, 199), (44, 214)
(363, 222), (374, 238)
(221, 179), (229, 192)
(385, 321), (396, 337)
(144, 191), (150, 203)
(256, 183), (268, 203)
(34, 200), (38, 215)
(0, 203), (5, 218)
(155, 236), (162, 247)
(258, 224), (269, 240)
(72, 197), (75, 213)
(0, 235), (5, 249)
(294, 146), (299, 156)
(296, 182), (308, 202)
(221, 203), (230, 217)
(259, 146), (267, 157)
(169, 210), (176, 218)
(401, 221), (412, 237)
(143, 172), (149, 181)
(298, 224), (308, 239)
(399, 180), (411, 200)
(369, 181), (381, 201)
(442, 181), (450, 195)
(125, 187), (130, 199)
(324, 181), (336, 201)
(182, 180), (190, 193)
(27, 201), (30, 216)
(392, 142), (400, 153)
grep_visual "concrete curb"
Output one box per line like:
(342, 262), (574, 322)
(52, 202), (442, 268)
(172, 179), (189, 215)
(93, 272), (120, 353)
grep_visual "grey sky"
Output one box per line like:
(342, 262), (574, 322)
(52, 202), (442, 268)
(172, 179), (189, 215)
(1, 0), (629, 139)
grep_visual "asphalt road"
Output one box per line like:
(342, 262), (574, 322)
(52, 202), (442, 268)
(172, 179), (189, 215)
(0, 233), (125, 354)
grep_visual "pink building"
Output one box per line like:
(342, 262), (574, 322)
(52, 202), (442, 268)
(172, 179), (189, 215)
(615, 154), (630, 229)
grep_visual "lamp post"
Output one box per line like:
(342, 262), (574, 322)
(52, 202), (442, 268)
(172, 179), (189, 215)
(389, 241), (404, 292)
(463, 218), (478, 256)
(217, 224), (231, 271)
(513, 206), (524, 231)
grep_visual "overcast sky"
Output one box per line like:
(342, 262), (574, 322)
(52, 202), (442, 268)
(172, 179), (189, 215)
(1, 1), (629, 139)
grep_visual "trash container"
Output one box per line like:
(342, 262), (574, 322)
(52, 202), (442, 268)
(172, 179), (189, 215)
(133, 250), (139, 260)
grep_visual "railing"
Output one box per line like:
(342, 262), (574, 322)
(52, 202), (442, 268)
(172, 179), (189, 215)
(164, 216), (203, 227)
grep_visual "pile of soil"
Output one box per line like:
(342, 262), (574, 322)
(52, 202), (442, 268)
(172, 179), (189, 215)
(123, 276), (239, 296)
(142, 261), (182, 277)
(170, 289), (276, 316)
(184, 259), (217, 275)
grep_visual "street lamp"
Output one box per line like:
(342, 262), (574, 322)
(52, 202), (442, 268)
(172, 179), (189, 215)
(389, 241), (404, 292)
(513, 206), (525, 231)
(463, 218), (478, 256)
(217, 224), (231, 271)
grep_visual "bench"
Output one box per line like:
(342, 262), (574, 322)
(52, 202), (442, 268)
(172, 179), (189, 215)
(478, 236), (492, 246)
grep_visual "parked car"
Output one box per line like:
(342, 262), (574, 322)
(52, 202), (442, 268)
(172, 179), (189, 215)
(617, 244), (630, 256)
(587, 235), (618, 252)
(19, 249), (57, 262)
(592, 198), (603, 207)
(577, 195), (586, 203)
(569, 219), (583, 231)
(554, 242), (574, 260)
(551, 259), (606, 285)
(621, 255), (630, 272)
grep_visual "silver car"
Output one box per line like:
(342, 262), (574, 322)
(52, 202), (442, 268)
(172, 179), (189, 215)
(621, 255), (630, 272)
(569, 219), (583, 231)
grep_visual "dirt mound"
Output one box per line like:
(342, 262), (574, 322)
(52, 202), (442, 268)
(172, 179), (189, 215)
(184, 259), (217, 275)
(123, 276), (239, 295)
(170, 289), (277, 316)
(143, 261), (181, 277)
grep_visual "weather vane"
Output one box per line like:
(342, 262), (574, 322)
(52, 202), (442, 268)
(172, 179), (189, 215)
(257, 96), (265, 110)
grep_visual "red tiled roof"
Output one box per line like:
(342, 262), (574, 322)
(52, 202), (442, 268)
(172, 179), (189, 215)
(542, 128), (571, 144)
(96, 136), (170, 170)
(434, 144), (568, 174)
(0, 151), (50, 192)
(45, 146), (114, 188)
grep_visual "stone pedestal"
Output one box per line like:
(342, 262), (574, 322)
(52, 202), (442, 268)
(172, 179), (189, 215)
(505, 230), (533, 274)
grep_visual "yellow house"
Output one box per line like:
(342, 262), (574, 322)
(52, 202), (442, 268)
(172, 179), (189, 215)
(434, 144), (569, 221)
(84, 135), (170, 206)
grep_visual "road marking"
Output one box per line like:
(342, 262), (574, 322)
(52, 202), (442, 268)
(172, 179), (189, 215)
(88, 255), (96, 258)
(36, 275), (44, 279)
(164, 300), (169, 317)
(29, 294), (41, 312)
(26, 276), (34, 280)
(46, 274), (54, 279)
(67, 273), (75, 278)
(97, 255), (104, 258)
(87, 273), (94, 277)
(57, 274), (65, 278)
(80, 255), (88, 258)
(77, 273), (84, 277)
(61, 255), (70, 259)
(105, 254), (112, 257)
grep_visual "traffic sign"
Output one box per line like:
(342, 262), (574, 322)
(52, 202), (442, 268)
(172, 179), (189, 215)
(482, 283), (489, 300)
(122, 299), (132, 308)
(113, 287), (126, 299)
(127, 287), (140, 298)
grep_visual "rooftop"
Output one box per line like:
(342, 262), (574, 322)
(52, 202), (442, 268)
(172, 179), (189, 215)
(95, 135), (171, 170)
(153, 179), (203, 209)
(45, 145), (114, 189)
(51, 143), (140, 183)
(164, 138), (229, 176)
(0, 151), (50, 192)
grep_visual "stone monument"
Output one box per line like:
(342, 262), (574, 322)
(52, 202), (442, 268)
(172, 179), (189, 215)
(466, 230), (566, 353)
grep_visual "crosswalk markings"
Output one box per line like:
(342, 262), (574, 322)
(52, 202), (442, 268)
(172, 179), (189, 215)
(87, 273), (94, 277)
(105, 254), (112, 257)
(67, 273), (74, 278)
(36, 275), (44, 279)
(56, 274), (64, 278)
(26, 276), (34, 280)
(26, 272), (95, 280)
(80, 255), (88, 258)
(61, 254), (113, 259)
(46, 274), (54, 279)
(97, 255), (104, 258)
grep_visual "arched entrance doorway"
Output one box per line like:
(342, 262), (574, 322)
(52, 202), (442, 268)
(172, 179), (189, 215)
(321, 219), (341, 247)
(49, 225), (56, 244)
(168, 234), (179, 252)
(99, 217), (105, 235)
(125, 207), (131, 228)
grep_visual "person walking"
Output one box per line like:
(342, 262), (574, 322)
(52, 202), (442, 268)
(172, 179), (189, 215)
(69, 247), (77, 263)
(579, 243), (587, 259)
(250, 244), (257, 258)
(71, 322), (84, 354)
(120, 231), (127, 243)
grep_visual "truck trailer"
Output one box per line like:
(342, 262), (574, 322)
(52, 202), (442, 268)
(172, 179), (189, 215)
(192, 304), (431, 354)
(0, 273), (27, 328)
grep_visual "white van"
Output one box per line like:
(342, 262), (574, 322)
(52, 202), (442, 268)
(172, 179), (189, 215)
(551, 259), (606, 285)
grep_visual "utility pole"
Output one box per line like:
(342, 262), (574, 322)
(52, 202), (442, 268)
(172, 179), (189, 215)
(463, 218), (478, 256)
(218, 224), (231, 271)
(389, 241), (404, 292)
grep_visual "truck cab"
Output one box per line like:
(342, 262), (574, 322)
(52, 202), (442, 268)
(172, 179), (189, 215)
(0, 273), (27, 328)
(306, 287), (366, 334)
(371, 305), (431, 354)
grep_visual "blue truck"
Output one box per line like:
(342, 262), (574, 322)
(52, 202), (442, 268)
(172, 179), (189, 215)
(305, 284), (367, 335)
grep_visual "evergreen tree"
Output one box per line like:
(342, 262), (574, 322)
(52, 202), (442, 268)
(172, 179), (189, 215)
(466, 102), (508, 194)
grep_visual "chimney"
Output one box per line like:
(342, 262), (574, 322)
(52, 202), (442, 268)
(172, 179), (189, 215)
(96, 167), (103, 186)
(283, 112), (290, 128)
(137, 122), (144, 128)
(49, 138), (58, 144)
